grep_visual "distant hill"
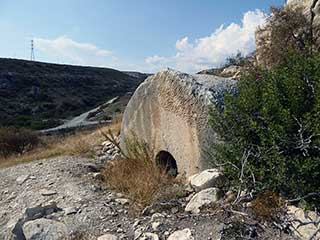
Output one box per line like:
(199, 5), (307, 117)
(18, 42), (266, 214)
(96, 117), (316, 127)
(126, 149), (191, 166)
(0, 58), (147, 130)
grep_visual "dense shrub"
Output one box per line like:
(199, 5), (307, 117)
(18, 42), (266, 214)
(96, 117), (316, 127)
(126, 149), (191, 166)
(209, 52), (320, 205)
(0, 127), (39, 157)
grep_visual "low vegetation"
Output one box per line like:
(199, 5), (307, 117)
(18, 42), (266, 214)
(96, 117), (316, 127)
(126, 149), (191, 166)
(0, 127), (39, 157)
(0, 123), (119, 169)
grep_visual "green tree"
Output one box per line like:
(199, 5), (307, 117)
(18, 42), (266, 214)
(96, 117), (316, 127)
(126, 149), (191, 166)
(209, 52), (320, 205)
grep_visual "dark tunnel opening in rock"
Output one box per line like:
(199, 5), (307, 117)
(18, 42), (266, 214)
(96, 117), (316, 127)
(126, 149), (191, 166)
(155, 151), (178, 177)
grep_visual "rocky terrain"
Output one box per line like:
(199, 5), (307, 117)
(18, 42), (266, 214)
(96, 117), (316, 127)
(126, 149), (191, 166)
(0, 58), (148, 130)
(1, 138), (317, 240)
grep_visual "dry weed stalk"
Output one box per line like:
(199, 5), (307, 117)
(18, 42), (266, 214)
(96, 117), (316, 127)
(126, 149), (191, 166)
(101, 130), (180, 209)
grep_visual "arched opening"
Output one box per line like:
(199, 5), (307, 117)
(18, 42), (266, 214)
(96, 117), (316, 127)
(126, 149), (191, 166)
(155, 151), (178, 177)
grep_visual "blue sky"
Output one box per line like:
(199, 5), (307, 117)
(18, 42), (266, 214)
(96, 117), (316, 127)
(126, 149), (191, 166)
(0, 0), (284, 73)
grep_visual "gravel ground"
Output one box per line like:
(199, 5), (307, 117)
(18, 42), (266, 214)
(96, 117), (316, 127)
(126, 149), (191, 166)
(0, 156), (294, 239)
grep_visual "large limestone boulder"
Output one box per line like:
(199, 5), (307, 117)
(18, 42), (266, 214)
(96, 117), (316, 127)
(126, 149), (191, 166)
(120, 69), (235, 177)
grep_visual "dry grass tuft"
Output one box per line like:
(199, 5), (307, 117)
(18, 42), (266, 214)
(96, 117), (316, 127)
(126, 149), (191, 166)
(102, 132), (180, 209)
(251, 190), (285, 221)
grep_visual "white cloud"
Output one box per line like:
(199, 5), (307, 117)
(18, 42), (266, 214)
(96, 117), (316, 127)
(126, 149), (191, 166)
(34, 36), (116, 67)
(145, 9), (267, 73)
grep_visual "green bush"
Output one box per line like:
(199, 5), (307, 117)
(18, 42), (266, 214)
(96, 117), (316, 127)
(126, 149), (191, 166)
(209, 52), (320, 204)
(0, 127), (40, 157)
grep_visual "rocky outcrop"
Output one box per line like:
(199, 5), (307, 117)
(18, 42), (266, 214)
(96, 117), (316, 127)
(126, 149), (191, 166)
(255, 0), (320, 66)
(120, 69), (235, 177)
(286, 0), (320, 31)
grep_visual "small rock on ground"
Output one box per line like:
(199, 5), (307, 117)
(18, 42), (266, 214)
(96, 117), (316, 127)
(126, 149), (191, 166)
(168, 228), (194, 240)
(185, 188), (222, 214)
(23, 218), (68, 240)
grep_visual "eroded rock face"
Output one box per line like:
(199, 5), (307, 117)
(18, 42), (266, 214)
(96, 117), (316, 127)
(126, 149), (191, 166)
(120, 69), (235, 177)
(256, 0), (320, 66)
(286, 0), (320, 26)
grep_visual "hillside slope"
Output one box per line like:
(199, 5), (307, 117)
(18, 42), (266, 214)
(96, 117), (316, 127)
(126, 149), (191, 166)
(0, 58), (147, 129)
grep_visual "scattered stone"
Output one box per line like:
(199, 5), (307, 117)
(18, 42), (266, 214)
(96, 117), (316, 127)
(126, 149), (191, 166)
(152, 221), (162, 231)
(139, 232), (159, 240)
(151, 213), (164, 222)
(40, 189), (57, 196)
(93, 172), (104, 181)
(107, 149), (114, 155)
(112, 153), (121, 160)
(134, 227), (145, 239)
(185, 188), (222, 214)
(168, 228), (194, 240)
(185, 185), (195, 193)
(188, 169), (226, 192)
(23, 218), (68, 240)
(64, 207), (78, 215)
(97, 233), (118, 240)
(102, 141), (112, 146)
(142, 201), (182, 216)
(98, 155), (110, 162)
(116, 228), (124, 233)
(171, 207), (179, 214)
(133, 220), (140, 229)
(224, 191), (236, 204)
(288, 205), (320, 240)
(16, 175), (29, 185)
(115, 198), (129, 205)
(116, 193), (124, 198)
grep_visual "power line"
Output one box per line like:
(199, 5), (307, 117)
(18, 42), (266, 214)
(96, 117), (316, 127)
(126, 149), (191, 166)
(30, 39), (35, 61)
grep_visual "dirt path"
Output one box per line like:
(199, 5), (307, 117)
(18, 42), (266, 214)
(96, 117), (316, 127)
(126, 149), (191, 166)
(0, 156), (133, 239)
